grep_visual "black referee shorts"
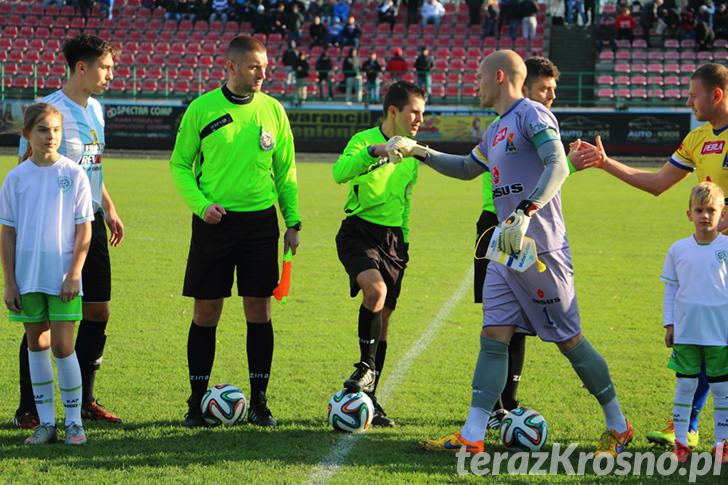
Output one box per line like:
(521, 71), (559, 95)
(82, 211), (111, 303)
(335, 216), (408, 310)
(183, 206), (279, 299)
(474, 210), (499, 304)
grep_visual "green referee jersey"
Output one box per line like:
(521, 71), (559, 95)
(169, 86), (301, 227)
(333, 126), (418, 243)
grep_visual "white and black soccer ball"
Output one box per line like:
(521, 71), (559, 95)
(327, 390), (374, 433)
(201, 384), (248, 427)
(499, 407), (548, 451)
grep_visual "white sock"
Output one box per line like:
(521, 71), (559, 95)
(602, 396), (627, 434)
(28, 348), (55, 426)
(674, 377), (699, 446)
(55, 352), (83, 426)
(710, 380), (728, 446)
(460, 406), (489, 442)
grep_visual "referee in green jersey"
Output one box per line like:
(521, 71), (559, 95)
(333, 81), (427, 427)
(170, 35), (301, 427)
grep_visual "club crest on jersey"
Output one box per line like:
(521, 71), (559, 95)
(701, 141), (725, 155)
(58, 176), (72, 193)
(716, 250), (728, 264)
(260, 130), (274, 151)
(492, 127), (507, 147)
(505, 133), (517, 153)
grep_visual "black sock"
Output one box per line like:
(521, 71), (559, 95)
(247, 320), (274, 403)
(17, 334), (36, 414)
(187, 321), (217, 396)
(358, 306), (382, 369)
(500, 332), (526, 410)
(373, 340), (387, 394)
(75, 319), (108, 404)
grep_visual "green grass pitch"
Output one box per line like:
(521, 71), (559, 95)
(0, 154), (723, 483)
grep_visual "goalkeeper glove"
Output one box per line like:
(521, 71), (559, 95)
(498, 200), (538, 255)
(385, 136), (431, 163)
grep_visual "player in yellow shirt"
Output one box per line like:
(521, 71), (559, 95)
(569, 62), (728, 448)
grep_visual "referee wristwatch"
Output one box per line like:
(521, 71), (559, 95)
(289, 222), (302, 231)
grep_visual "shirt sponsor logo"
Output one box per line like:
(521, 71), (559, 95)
(58, 176), (72, 193)
(701, 140), (725, 155)
(505, 133), (517, 153)
(492, 183), (524, 198)
(200, 114), (233, 140)
(492, 166), (500, 185)
(531, 296), (561, 305)
(492, 127), (507, 147)
(80, 143), (102, 166)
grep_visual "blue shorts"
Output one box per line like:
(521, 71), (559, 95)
(482, 247), (581, 343)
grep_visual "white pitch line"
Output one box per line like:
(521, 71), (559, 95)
(305, 267), (473, 485)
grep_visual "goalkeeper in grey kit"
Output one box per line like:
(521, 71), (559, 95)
(391, 50), (632, 456)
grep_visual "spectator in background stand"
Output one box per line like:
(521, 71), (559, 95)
(519, 0), (539, 40)
(421, 0), (446, 30)
(178, 0), (196, 23)
(285, 3), (306, 45)
(414, 47), (433, 96)
(680, 5), (695, 39)
(316, 48), (335, 100)
(343, 48), (363, 105)
(659, 6), (680, 37)
(209, 0), (229, 25)
(498, 0), (512, 33)
(595, 14), (617, 52)
(282, 41), (299, 92)
(404, 0), (422, 27)
(640, 0), (662, 38)
(341, 16), (362, 49)
(585, 0), (595, 25)
(271, 3), (288, 36)
(715, 4), (728, 39)
(294, 51), (310, 107)
(333, 0), (350, 26)
(327, 16), (344, 46)
(43, 0), (64, 11)
(482, 2), (498, 38)
(696, 5), (715, 49)
(362, 52), (383, 105)
(165, 0), (180, 21)
(310, 16), (328, 46)
(615, 6), (637, 41)
(566, 0), (587, 26)
(193, 0), (211, 22)
(78, 0), (95, 20)
(321, 0), (335, 25)
(252, 2), (268, 33)
(307, 0), (323, 20)
(378, 0), (398, 29)
(232, 0), (248, 22)
(386, 47), (408, 83)
(468, 0), (484, 26)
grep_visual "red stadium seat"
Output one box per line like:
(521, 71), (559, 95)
(647, 75), (662, 86)
(648, 88), (664, 100)
(13, 77), (30, 89)
(170, 42), (186, 55)
(697, 51), (713, 62)
(146, 67), (163, 79)
(631, 88), (647, 99)
(445, 86), (460, 99)
(664, 39), (679, 49)
(632, 50), (647, 61)
(40, 51), (56, 64)
(596, 75), (614, 85)
(141, 78), (158, 93)
(646, 64), (663, 74)
(664, 75), (680, 87)
(598, 51), (614, 63)
(680, 39), (696, 49)
(648, 51), (663, 62)
(136, 54), (151, 65)
(664, 88), (681, 99)
(4, 26), (19, 37)
(614, 62), (630, 73)
(18, 64), (34, 76)
(51, 64), (68, 77)
(46, 76), (63, 90)
(680, 51), (696, 62)
(25, 51), (40, 63)
(173, 79), (191, 93)
(8, 49), (24, 63)
(115, 66), (132, 78)
(631, 75), (647, 86)
(430, 83), (445, 98)
(199, 55), (214, 68)
(615, 75), (630, 86)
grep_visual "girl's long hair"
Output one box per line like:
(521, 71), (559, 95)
(21, 103), (63, 161)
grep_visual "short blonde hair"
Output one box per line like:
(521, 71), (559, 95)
(689, 181), (725, 209)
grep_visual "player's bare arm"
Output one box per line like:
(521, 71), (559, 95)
(575, 135), (690, 195)
(62, 221), (92, 302)
(1, 225), (21, 312)
(101, 183), (124, 246)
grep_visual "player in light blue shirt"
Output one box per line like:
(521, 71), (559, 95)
(13, 35), (125, 429)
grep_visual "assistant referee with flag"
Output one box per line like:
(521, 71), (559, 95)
(170, 35), (301, 427)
